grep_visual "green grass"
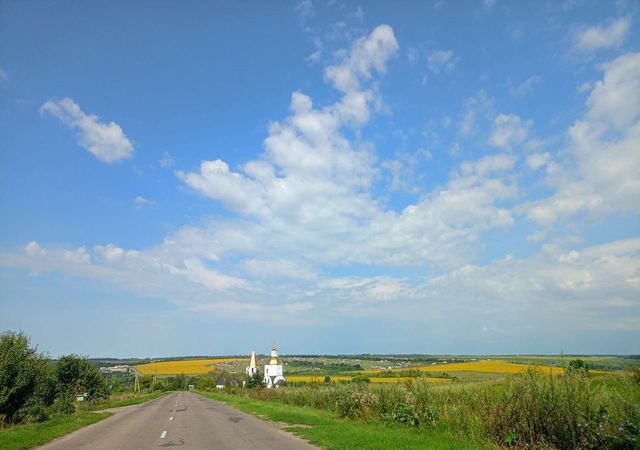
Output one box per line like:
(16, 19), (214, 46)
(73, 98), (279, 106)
(0, 411), (110, 450)
(0, 391), (168, 450)
(197, 390), (492, 450)
(87, 390), (168, 410)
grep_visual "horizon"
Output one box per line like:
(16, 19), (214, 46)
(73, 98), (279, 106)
(1, 1), (639, 357)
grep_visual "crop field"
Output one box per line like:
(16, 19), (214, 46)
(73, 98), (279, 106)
(135, 358), (243, 375)
(286, 375), (452, 384)
(363, 359), (566, 375)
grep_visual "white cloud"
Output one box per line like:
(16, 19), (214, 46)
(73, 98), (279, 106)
(458, 90), (494, 138)
(510, 75), (541, 96)
(427, 49), (458, 74)
(489, 113), (531, 149)
(324, 24), (399, 93)
(573, 17), (630, 53)
(167, 258), (248, 291)
(63, 246), (90, 264)
(295, 0), (314, 25)
(586, 52), (640, 129)
(522, 52), (640, 225)
(134, 196), (151, 206)
(159, 151), (173, 168)
(40, 98), (134, 163)
(94, 244), (125, 262)
(25, 241), (45, 256)
(526, 152), (550, 170)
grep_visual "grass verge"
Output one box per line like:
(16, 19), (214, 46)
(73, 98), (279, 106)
(197, 390), (492, 450)
(0, 411), (110, 450)
(87, 390), (168, 410)
(0, 391), (168, 450)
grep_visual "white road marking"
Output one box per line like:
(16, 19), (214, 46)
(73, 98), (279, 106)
(169, 416), (173, 421)
(161, 431), (167, 439)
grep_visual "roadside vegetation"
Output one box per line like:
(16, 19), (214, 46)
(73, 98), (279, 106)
(199, 365), (640, 450)
(0, 331), (169, 449)
(198, 390), (486, 450)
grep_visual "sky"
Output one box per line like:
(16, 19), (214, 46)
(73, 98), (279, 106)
(1, 0), (639, 358)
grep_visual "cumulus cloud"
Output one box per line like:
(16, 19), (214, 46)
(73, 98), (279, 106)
(63, 246), (90, 264)
(526, 152), (550, 170)
(40, 98), (134, 163)
(94, 244), (126, 262)
(25, 241), (45, 256)
(489, 114), (531, 149)
(573, 17), (630, 53)
(427, 49), (458, 74)
(522, 52), (640, 225)
(324, 24), (399, 93)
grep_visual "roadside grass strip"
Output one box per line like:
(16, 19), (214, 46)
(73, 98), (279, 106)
(88, 390), (168, 410)
(197, 391), (490, 450)
(0, 411), (110, 450)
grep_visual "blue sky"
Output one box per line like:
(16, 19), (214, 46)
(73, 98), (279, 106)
(1, 0), (639, 358)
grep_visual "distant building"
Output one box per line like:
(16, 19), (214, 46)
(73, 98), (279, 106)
(99, 365), (131, 374)
(263, 345), (286, 388)
(246, 350), (258, 377)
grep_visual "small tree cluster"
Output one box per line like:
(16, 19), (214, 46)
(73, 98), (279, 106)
(0, 331), (108, 425)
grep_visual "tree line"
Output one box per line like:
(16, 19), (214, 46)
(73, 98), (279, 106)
(0, 331), (108, 426)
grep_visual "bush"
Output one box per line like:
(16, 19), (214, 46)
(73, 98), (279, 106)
(0, 331), (55, 425)
(383, 401), (420, 427)
(55, 355), (109, 402)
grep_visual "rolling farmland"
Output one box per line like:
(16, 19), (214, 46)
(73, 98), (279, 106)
(135, 358), (243, 375)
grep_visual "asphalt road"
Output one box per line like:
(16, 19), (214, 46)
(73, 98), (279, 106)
(37, 391), (319, 450)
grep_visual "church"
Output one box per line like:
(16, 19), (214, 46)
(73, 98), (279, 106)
(245, 345), (286, 388)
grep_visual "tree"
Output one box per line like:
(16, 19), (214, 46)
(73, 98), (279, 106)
(567, 359), (589, 375)
(54, 355), (109, 402)
(245, 370), (263, 389)
(0, 331), (55, 424)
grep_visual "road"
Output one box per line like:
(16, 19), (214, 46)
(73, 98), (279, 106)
(37, 391), (319, 449)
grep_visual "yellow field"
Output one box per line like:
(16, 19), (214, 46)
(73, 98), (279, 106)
(364, 360), (566, 375)
(135, 358), (243, 375)
(286, 375), (451, 384)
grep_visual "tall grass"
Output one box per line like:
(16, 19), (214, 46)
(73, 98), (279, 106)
(219, 371), (639, 449)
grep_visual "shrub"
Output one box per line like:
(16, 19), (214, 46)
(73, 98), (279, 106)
(383, 401), (420, 427)
(0, 331), (55, 425)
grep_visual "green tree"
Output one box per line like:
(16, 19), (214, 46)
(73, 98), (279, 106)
(245, 370), (263, 389)
(567, 359), (589, 375)
(0, 331), (55, 424)
(54, 355), (109, 403)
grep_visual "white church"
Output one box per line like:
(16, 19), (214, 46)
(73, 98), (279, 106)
(246, 345), (286, 388)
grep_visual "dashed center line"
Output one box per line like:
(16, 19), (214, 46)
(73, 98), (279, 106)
(160, 430), (167, 439)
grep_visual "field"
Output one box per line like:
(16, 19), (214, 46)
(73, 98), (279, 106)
(364, 360), (566, 375)
(135, 358), (244, 375)
(287, 375), (452, 384)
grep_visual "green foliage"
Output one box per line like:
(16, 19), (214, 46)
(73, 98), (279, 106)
(245, 370), (264, 389)
(633, 366), (640, 385)
(324, 376), (332, 383)
(351, 375), (371, 383)
(0, 331), (55, 425)
(383, 401), (420, 427)
(216, 370), (640, 449)
(54, 355), (109, 402)
(567, 359), (590, 375)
